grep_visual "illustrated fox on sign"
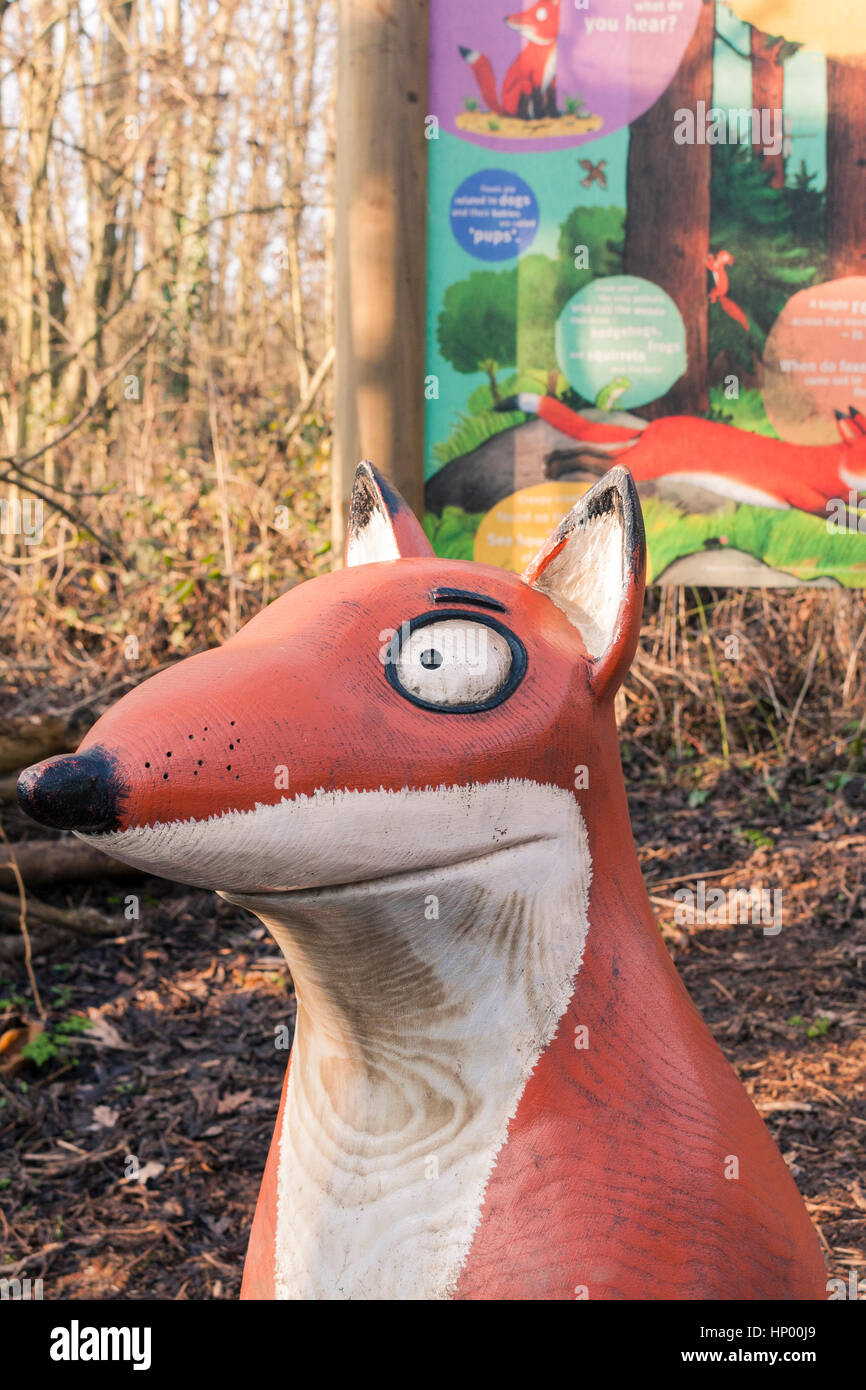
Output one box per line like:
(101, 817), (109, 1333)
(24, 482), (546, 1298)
(461, 1), (561, 120)
(500, 394), (866, 517)
(18, 462), (826, 1300)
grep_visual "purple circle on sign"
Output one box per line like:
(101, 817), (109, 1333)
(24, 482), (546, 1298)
(431, 0), (703, 153)
(450, 169), (539, 260)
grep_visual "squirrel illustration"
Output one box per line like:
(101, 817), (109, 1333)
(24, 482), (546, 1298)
(578, 158), (607, 189)
(706, 250), (750, 332)
(460, 2), (560, 120)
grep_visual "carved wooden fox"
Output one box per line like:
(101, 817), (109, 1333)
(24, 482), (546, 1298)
(18, 463), (825, 1300)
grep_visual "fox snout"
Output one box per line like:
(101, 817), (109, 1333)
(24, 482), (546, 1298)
(17, 747), (126, 833)
(16, 645), (280, 842)
(505, 2), (559, 40)
(15, 464), (645, 902)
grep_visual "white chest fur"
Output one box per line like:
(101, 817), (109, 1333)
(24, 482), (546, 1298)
(230, 780), (592, 1301)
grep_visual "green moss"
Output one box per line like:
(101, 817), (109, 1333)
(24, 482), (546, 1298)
(424, 507), (485, 561)
(643, 497), (866, 587)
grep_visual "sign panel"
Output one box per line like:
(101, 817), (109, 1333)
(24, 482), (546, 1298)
(424, 0), (866, 586)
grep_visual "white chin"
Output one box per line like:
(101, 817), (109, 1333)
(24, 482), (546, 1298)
(76, 780), (583, 896)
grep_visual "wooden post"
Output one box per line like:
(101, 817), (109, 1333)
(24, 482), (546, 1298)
(332, 0), (429, 563)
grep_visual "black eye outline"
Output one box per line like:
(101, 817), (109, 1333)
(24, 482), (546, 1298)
(384, 609), (527, 713)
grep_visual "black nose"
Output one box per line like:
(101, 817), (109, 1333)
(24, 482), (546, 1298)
(17, 748), (125, 833)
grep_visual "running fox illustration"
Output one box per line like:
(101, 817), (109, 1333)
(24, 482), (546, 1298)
(460, 1), (560, 120)
(499, 394), (866, 517)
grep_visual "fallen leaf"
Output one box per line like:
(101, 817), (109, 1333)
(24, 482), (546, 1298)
(122, 1159), (165, 1185)
(0, 1021), (44, 1076)
(90, 1104), (119, 1129)
(82, 1010), (129, 1049)
(217, 1088), (252, 1115)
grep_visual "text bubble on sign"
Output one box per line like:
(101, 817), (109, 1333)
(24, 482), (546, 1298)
(449, 169), (539, 262)
(554, 275), (687, 409)
(726, 0), (866, 59)
(473, 481), (592, 574)
(434, 0), (703, 153)
(762, 277), (866, 445)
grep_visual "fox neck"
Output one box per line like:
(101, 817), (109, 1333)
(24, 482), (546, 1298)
(231, 779), (592, 1300)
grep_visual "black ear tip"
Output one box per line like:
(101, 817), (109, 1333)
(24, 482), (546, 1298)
(345, 459), (432, 564)
(588, 466), (645, 578)
(606, 463), (638, 496)
(580, 465), (638, 518)
(353, 458), (377, 485)
(350, 459), (384, 506)
(349, 460), (411, 526)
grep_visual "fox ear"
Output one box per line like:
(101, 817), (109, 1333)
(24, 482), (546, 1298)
(522, 467), (646, 699)
(345, 461), (433, 566)
(835, 409), (859, 444)
(849, 405), (866, 437)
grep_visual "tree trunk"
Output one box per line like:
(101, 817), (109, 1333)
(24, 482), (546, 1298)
(483, 361), (500, 405)
(750, 30), (786, 189)
(333, 0), (429, 556)
(624, 0), (714, 417)
(826, 56), (866, 280)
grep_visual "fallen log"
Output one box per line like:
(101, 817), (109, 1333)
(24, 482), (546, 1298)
(0, 926), (68, 962)
(0, 773), (21, 804)
(0, 714), (83, 775)
(0, 839), (145, 890)
(0, 890), (121, 938)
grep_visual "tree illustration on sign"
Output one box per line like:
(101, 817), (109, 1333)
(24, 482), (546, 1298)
(437, 269), (517, 404)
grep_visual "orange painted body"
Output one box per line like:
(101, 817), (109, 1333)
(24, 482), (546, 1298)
(228, 560), (824, 1296)
(455, 764), (819, 1299)
(18, 463), (826, 1299)
(229, 580), (826, 1297)
(534, 395), (866, 515)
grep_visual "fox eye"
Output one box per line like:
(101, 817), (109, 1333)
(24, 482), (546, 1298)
(385, 613), (526, 713)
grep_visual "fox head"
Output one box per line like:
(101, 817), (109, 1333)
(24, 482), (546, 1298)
(18, 463), (644, 903)
(506, 1), (560, 45)
(835, 404), (866, 446)
(830, 405), (866, 495)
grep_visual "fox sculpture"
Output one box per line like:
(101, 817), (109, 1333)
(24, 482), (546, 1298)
(18, 462), (826, 1301)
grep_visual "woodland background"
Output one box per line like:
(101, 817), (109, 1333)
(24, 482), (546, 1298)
(0, 0), (863, 1299)
(0, 0), (335, 686)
